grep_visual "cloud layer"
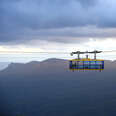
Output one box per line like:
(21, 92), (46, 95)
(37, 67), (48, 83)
(0, 0), (116, 43)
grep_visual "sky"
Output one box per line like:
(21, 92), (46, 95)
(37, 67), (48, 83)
(0, 0), (116, 62)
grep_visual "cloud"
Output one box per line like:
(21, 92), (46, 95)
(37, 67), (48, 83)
(0, 0), (116, 43)
(77, 0), (97, 7)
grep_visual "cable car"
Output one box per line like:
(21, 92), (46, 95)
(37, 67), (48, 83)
(69, 50), (104, 71)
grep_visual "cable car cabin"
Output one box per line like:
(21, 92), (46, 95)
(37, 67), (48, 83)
(69, 58), (104, 71)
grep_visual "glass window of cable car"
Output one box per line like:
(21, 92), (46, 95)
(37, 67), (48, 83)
(95, 61), (101, 69)
(89, 61), (95, 69)
(84, 61), (89, 64)
(83, 61), (90, 69)
(72, 61), (76, 68)
(96, 61), (102, 64)
(78, 61), (83, 65)
(90, 61), (96, 64)
(78, 61), (83, 69)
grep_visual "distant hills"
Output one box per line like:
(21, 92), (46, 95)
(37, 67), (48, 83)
(0, 62), (9, 70)
(0, 58), (116, 78)
(0, 58), (68, 78)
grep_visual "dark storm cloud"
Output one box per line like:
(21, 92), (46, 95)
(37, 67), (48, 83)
(77, 0), (97, 7)
(0, 0), (116, 43)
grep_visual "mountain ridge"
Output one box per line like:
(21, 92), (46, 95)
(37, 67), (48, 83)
(0, 58), (116, 79)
